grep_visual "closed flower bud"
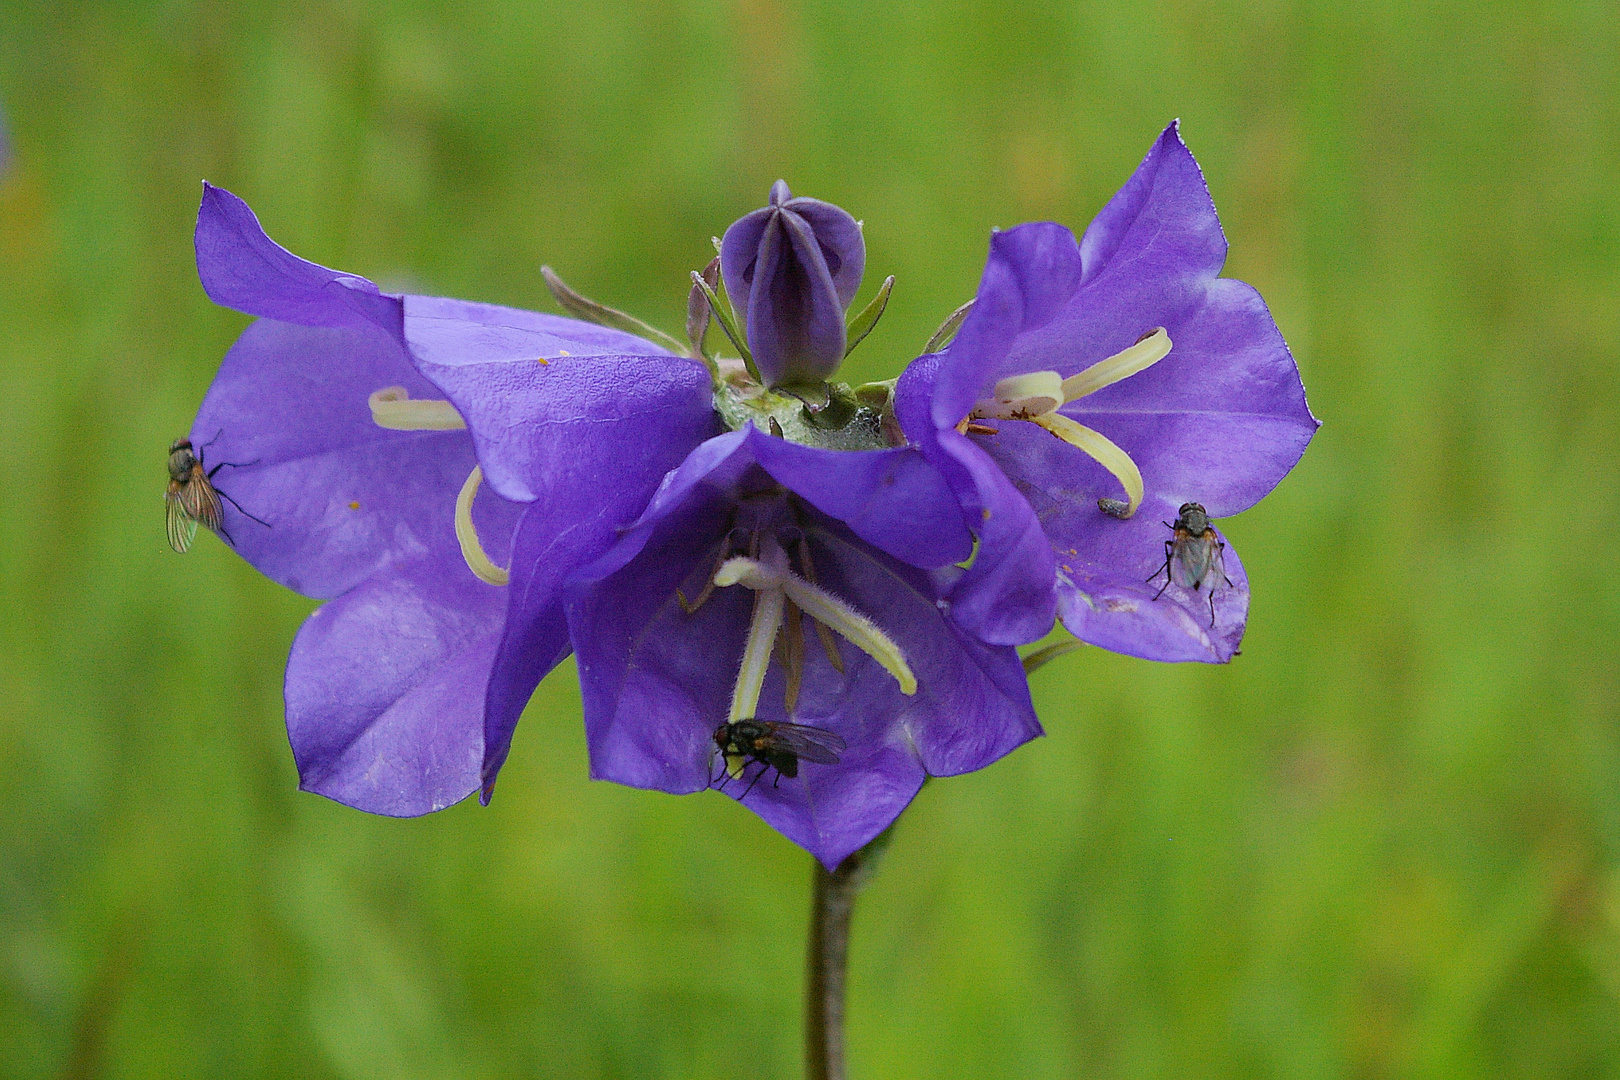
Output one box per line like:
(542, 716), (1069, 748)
(720, 180), (865, 387)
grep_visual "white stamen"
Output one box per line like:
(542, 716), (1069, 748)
(716, 555), (917, 695)
(455, 466), (509, 586)
(369, 386), (467, 431)
(1058, 328), (1171, 402)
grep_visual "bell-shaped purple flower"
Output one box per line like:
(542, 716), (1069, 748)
(191, 185), (715, 814)
(896, 122), (1319, 662)
(558, 426), (1039, 868)
(720, 181), (866, 387)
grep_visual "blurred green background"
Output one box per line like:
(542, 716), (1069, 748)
(3, 0), (1618, 1076)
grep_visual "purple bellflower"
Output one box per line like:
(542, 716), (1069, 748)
(561, 426), (1038, 867)
(896, 122), (1318, 662)
(190, 185), (711, 815)
(720, 180), (866, 388)
(190, 182), (1039, 865)
(411, 261), (1039, 868)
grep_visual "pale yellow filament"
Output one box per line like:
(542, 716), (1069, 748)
(716, 556), (917, 695)
(1058, 328), (1171, 401)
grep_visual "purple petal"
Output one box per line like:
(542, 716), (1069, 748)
(402, 294), (714, 504)
(1077, 120), (1225, 285)
(744, 427), (972, 568)
(745, 209), (848, 385)
(284, 550), (511, 816)
(475, 385), (719, 801)
(191, 318), (502, 599)
(195, 184), (400, 333)
(934, 429), (1058, 644)
(781, 195), (866, 308)
(1061, 277), (1317, 516)
(896, 357), (1059, 645)
(928, 222), (1084, 428)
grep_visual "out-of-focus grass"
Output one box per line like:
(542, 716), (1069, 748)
(1, 1), (1617, 1076)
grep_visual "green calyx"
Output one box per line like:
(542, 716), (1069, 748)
(713, 375), (898, 451)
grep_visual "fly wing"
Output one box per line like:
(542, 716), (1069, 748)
(165, 488), (198, 553)
(764, 722), (846, 765)
(181, 471), (226, 533)
(1170, 533), (1219, 590)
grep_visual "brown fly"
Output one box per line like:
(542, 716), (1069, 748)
(1147, 502), (1233, 627)
(165, 435), (266, 552)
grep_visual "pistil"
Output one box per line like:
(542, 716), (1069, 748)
(966, 328), (1170, 518)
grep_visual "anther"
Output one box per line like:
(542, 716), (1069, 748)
(781, 596), (805, 713)
(797, 536), (843, 673)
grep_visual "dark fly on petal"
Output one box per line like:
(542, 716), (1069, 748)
(1147, 502), (1233, 626)
(713, 719), (846, 800)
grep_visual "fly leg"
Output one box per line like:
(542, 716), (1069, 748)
(738, 761), (770, 801)
(1149, 540), (1173, 600)
(213, 487), (272, 529)
(207, 458), (260, 478)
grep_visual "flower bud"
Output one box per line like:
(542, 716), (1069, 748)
(720, 180), (865, 387)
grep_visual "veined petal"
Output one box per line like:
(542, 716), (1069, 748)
(285, 551), (508, 816)
(403, 294), (716, 504)
(1077, 120), (1226, 285)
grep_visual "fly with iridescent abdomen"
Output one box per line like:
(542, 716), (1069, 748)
(165, 435), (268, 552)
(713, 719), (846, 800)
(1147, 502), (1232, 627)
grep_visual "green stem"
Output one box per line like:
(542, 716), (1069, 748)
(805, 834), (888, 1080)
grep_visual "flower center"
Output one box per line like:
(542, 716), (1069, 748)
(963, 328), (1171, 518)
(683, 528), (915, 777)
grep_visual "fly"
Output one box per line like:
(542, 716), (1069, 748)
(1148, 502), (1232, 627)
(165, 435), (267, 552)
(712, 719), (846, 800)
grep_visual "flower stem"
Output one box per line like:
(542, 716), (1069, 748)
(805, 832), (889, 1080)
